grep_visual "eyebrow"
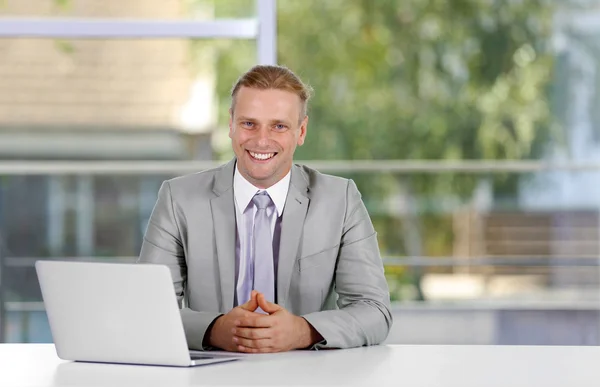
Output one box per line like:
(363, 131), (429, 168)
(236, 116), (292, 126)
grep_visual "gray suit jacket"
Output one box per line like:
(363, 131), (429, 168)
(138, 159), (393, 350)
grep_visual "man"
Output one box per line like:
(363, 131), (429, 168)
(138, 65), (392, 353)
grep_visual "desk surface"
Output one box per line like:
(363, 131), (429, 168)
(1, 344), (599, 387)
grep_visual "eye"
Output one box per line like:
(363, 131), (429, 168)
(241, 121), (254, 128)
(274, 124), (287, 131)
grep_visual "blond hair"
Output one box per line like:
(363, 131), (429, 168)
(230, 65), (312, 119)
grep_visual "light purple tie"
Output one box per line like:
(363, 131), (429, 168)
(251, 192), (275, 312)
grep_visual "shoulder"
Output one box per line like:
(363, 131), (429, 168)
(293, 163), (359, 197)
(162, 162), (228, 198)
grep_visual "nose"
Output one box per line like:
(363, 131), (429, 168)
(255, 125), (271, 146)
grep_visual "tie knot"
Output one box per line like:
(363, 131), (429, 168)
(252, 192), (272, 210)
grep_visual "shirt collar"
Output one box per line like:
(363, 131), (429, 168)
(233, 163), (291, 217)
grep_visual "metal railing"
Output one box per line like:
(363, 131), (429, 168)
(3, 159), (600, 175)
(3, 254), (600, 269)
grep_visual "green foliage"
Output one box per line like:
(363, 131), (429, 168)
(54, 0), (71, 10)
(279, 0), (553, 158)
(53, 39), (75, 54)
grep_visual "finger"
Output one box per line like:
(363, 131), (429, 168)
(235, 315), (274, 328)
(237, 345), (275, 354)
(232, 327), (272, 340)
(238, 290), (259, 312)
(232, 336), (272, 349)
(257, 293), (282, 314)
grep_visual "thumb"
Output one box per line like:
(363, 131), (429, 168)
(239, 290), (259, 311)
(257, 292), (281, 314)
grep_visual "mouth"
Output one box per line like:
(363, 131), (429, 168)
(247, 150), (277, 162)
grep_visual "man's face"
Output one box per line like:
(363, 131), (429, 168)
(229, 86), (308, 189)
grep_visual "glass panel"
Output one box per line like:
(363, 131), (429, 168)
(4, 311), (52, 343)
(0, 0), (256, 20)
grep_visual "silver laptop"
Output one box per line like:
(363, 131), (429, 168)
(35, 260), (240, 367)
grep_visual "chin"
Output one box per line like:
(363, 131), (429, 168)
(248, 171), (274, 182)
(247, 168), (278, 183)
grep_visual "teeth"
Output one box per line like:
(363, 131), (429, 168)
(250, 152), (274, 160)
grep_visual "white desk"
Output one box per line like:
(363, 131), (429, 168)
(0, 344), (598, 387)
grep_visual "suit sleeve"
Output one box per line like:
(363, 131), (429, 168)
(302, 179), (393, 349)
(137, 181), (221, 350)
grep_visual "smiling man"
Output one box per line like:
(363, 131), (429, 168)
(138, 65), (392, 353)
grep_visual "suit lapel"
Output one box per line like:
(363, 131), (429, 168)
(210, 159), (236, 311)
(277, 164), (310, 307)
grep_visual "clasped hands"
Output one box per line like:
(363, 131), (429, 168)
(207, 290), (322, 353)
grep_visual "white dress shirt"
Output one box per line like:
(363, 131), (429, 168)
(233, 163), (290, 306)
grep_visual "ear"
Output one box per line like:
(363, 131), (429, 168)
(228, 108), (234, 139)
(297, 115), (308, 146)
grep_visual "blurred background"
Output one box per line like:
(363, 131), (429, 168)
(0, 0), (599, 345)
